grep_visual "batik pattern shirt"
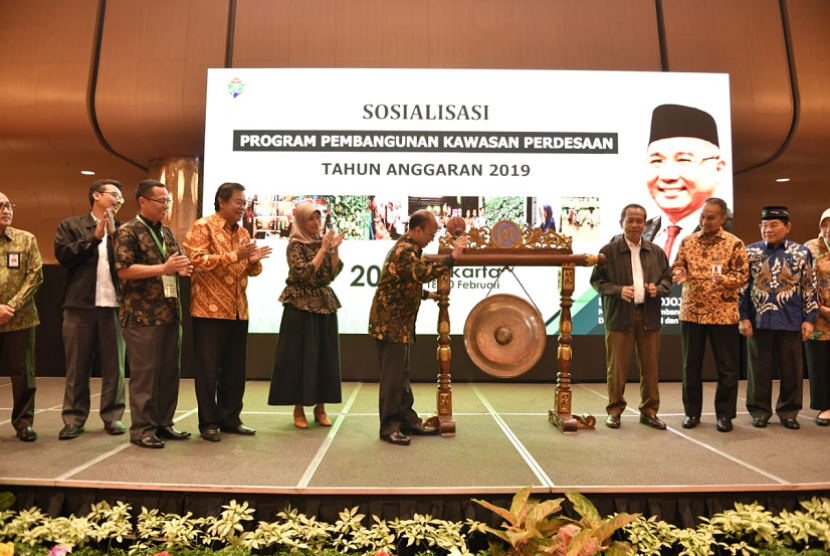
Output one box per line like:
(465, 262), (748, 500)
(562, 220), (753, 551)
(183, 213), (262, 320)
(738, 239), (818, 332)
(114, 216), (182, 327)
(673, 229), (748, 325)
(369, 236), (453, 343)
(0, 227), (42, 332)
(805, 237), (830, 340)
(278, 240), (343, 314)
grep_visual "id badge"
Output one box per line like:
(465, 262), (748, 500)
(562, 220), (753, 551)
(7, 251), (21, 269)
(162, 275), (178, 298)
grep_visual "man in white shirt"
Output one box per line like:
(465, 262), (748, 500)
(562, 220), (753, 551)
(590, 204), (672, 429)
(54, 179), (127, 439)
(643, 104), (730, 262)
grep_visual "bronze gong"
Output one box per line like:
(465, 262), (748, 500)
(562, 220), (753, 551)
(463, 294), (546, 378)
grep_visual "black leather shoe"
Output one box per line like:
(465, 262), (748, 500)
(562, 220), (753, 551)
(380, 432), (411, 446)
(816, 415), (830, 427)
(201, 428), (222, 442)
(682, 416), (700, 429)
(781, 418), (800, 430)
(59, 424), (84, 440)
(104, 420), (126, 435)
(605, 414), (621, 429)
(17, 426), (37, 442)
(752, 416), (769, 428)
(640, 414), (667, 430)
(716, 417), (733, 432)
(401, 423), (440, 436)
(131, 435), (165, 449)
(157, 426), (191, 440)
(220, 424), (256, 435)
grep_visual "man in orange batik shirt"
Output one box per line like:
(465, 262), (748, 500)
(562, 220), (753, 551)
(183, 183), (271, 443)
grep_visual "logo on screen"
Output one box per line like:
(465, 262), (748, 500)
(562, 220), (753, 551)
(228, 78), (245, 98)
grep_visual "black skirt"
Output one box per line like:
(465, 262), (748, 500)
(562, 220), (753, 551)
(268, 304), (342, 406)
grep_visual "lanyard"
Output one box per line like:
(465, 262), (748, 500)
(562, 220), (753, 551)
(137, 215), (167, 259)
(823, 236), (830, 256)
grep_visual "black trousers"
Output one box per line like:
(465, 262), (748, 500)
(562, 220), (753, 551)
(806, 340), (830, 411)
(123, 321), (181, 441)
(376, 339), (421, 437)
(61, 307), (126, 427)
(0, 327), (36, 431)
(192, 317), (248, 432)
(680, 321), (740, 419)
(747, 329), (803, 420)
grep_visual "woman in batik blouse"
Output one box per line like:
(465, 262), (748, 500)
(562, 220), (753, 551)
(268, 202), (345, 428)
(806, 208), (830, 426)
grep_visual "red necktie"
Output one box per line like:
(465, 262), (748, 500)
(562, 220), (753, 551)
(663, 225), (680, 258)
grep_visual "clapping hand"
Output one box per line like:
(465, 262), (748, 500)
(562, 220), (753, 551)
(163, 253), (193, 277)
(249, 244), (272, 264)
(94, 209), (116, 240)
(672, 267), (687, 284)
(235, 240), (257, 261)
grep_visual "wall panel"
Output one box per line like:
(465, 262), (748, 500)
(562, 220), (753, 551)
(0, 0), (148, 262)
(662, 0), (793, 175)
(95, 0), (230, 165)
(233, 0), (660, 70)
(731, 0), (830, 244)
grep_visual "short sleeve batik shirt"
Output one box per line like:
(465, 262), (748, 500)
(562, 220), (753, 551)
(114, 216), (182, 327)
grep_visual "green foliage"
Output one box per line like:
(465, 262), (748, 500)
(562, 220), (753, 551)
(472, 487), (637, 556)
(0, 494), (15, 513)
(483, 197), (524, 225)
(2, 493), (830, 556)
(325, 195), (370, 239)
(624, 497), (830, 556)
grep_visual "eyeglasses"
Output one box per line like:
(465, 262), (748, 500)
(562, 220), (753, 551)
(228, 199), (247, 208)
(101, 191), (124, 201)
(0, 202), (15, 212)
(144, 197), (173, 206)
(648, 155), (720, 170)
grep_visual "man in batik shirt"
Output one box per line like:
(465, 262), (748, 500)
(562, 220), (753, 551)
(739, 206), (818, 430)
(183, 182), (271, 442)
(115, 179), (193, 448)
(672, 198), (747, 432)
(0, 192), (43, 442)
(369, 210), (466, 446)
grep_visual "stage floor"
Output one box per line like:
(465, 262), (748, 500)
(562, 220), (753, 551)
(1, 377), (829, 496)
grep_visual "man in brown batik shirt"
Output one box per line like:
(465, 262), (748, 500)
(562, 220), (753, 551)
(368, 210), (466, 446)
(672, 197), (748, 432)
(114, 179), (193, 449)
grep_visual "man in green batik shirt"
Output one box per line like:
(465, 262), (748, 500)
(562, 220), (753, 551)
(0, 192), (44, 442)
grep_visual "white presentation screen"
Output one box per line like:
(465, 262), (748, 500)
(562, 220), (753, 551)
(203, 68), (732, 335)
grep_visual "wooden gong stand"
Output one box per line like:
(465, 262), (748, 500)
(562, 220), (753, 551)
(423, 221), (605, 436)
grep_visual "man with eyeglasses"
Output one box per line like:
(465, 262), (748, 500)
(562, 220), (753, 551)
(54, 179), (128, 440)
(114, 179), (193, 448)
(369, 210), (467, 445)
(182, 183), (272, 442)
(642, 104), (730, 263)
(739, 206), (818, 430)
(0, 192), (43, 442)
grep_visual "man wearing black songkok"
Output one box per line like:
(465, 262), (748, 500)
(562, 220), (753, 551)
(642, 104), (730, 263)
